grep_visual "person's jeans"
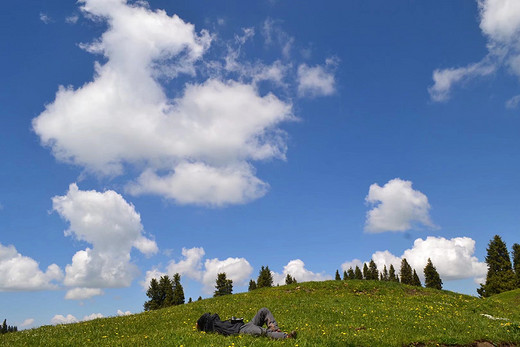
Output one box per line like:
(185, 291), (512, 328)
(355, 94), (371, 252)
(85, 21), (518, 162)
(239, 307), (287, 339)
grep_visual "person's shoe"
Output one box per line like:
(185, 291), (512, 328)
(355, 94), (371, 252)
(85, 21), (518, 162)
(286, 330), (297, 339)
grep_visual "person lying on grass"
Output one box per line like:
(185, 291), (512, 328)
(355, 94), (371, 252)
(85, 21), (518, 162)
(196, 307), (297, 339)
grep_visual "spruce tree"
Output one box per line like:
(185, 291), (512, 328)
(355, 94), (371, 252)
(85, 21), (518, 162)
(335, 269), (341, 281)
(354, 266), (363, 279)
(197, 296), (202, 301)
(424, 258), (443, 290)
(144, 278), (162, 311)
(368, 260), (378, 280)
(412, 269), (421, 287)
(248, 279), (257, 291)
(512, 243), (520, 288)
(172, 273), (185, 305)
(285, 274), (296, 285)
(214, 273), (233, 297)
(362, 263), (369, 280)
(382, 265), (389, 281)
(347, 267), (355, 280)
(400, 258), (413, 285)
(159, 275), (174, 308)
(1, 320), (6, 334)
(257, 266), (273, 288)
(389, 264), (398, 282)
(343, 270), (348, 280)
(477, 235), (516, 297)
(188, 297), (192, 303)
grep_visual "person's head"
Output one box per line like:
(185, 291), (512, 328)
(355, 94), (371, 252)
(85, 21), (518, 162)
(197, 313), (211, 331)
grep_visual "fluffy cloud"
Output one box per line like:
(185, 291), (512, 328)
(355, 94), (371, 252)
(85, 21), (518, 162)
(65, 287), (104, 300)
(143, 247), (253, 294)
(297, 58), (337, 97)
(83, 313), (104, 321)
(201, 257), (253, 293)
(429, 0), (520, 101)
(33, 0), (294, 206)
(51, 313), (104, 325)
(271, 259), (332, 285)
(117, 310), (132, 316)
(166, 247), (205, 280)
(0, 243), (62, 291)
(341, 236), (487, 284)
(53, 183), (157, 289)
(51, 314), (78, 325)
(21, 318), (35, 327)
(365, 178), (435, 233)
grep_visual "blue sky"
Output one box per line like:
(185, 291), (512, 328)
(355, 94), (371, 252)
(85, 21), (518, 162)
(1, 0), (519, 328)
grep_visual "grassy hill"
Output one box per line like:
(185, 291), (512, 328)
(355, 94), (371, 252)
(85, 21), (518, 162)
(2, 280), (520, 346)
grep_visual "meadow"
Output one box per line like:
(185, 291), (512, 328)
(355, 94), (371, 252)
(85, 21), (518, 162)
(2, 280), (519, 346)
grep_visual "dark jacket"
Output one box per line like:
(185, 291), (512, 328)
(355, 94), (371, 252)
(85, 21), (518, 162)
(197, 313), (244, 336)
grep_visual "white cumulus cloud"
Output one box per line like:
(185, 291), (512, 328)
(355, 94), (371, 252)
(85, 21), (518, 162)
(429, 0), (520, 101)
(83, 313), (104, 321)
(53, 183), (157, 289)
(51, 313), (103, 325)
(143, 247), (253, 294)
(297, 58), (337, 97)
(21, 318), (35, 327)
(65, 287), (104, 300)
(32, 0), (294, 207)
(117, 310), (132, 316)
(0, 243), (62, 291)
(271, 259), (332, 285)
(51, 314), (78, 325)
(365, 178), (435, 233)
(341, 236), (487, 284)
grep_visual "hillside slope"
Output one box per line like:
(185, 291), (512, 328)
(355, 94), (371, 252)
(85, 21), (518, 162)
(2, 281), (520, 346)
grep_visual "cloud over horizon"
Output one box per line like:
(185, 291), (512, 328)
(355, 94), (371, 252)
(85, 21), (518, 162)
(0, 243), (63, 292)
(143, 247), (253, 294)
(53, 183), (157, 293)
(341, 236), (487, 284)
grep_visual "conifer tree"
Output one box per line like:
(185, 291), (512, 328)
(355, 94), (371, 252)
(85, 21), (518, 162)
(412, 269), (421, 287)
(347, 267), (355, 280)
(513, 243), (520, 288)
(362, 263), (369, 280)
(389, 264), (398, 282)
(172, 273), (185, 305)
(159, 275), (174, 308)
(248, 279), (257, 291)
(188, 297), (192, 303)
(335, 269), (341, 280)
(368, 260), (378, 280)
(144, 278), (162, 311)
(400, 258), (413, 285)
(197, 296), (202, 301)
(477, 235), (516, 297)
(1, 320), (6, 334)
(354, 266), (363, 279)
(214, 273), (233, 297)
(257, 266), (273, 288)
(424, 258), (443, 290)
(343, 270), (348, 280)
(382, 265), (389, 281)
(285, 274), (296, 285)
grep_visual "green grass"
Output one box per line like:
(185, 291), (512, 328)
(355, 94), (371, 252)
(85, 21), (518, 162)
(2, 280), (520, 346)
